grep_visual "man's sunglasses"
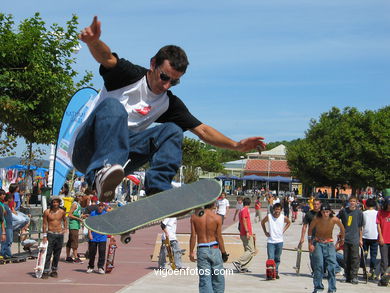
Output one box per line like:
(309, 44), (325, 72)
(157, 68), (180, 86)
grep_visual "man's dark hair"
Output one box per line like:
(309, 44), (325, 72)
(243, 197), (251, 206)
(205, 201), (216, 209)
(152, 45), (189, 73)
(366, 198), (377, 208)
(8, 183), (18, 194)
(273, 203), (282, 210)
(0, 189), (5, 196)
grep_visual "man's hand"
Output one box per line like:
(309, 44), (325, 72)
(309, 243), (315, 253)
(264, 231), (270, 238)
(235, 137), (266, 152)
(190, 251), (196, 262)
(221, 252), (229, 262)
(1, 234), (5, 242)
(79, 16), (101, 44)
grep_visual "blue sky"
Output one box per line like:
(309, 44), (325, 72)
(2, 0), (390, 159)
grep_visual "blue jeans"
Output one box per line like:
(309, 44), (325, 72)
(1, 228), (13, 257)
(312, 242), (337, 293)
(362, 238), (379, 270)
(267, 242), (283, 272)
(197, 247), (225, 293)
(72, 98), (183, 193)
(12, 211), (30, 231)
(158, 240), (183, 269)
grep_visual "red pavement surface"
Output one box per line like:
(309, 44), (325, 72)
(0, 213), (236, 293)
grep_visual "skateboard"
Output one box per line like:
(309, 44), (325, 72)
(360, 246), (368, 284)
(266, 259), (276, 280)
(282, 246), (309, 274)
(163, 238), (176, 270)
(105, 237), (117, 273)
(34, 241), (48, 278)
(84, 179), (221, 244)
(52, 87), (99, 195)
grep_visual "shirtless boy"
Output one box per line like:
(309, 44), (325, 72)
(190, 202), (229, 293)
(42, 197), (67, 279)
(308, 204), (345, 293)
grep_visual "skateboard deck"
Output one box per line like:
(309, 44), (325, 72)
(266, 259), (276, 280)
(105, 237), (117, 273)
(282, 247), (309, 274)
(34, 241), (48, 278)
(163, 238), (176, 270)
(84, 179), (221, 240)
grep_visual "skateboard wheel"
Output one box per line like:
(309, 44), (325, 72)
(121, 234), (132, 245)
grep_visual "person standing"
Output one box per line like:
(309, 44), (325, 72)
(190, 202), (228, 293)
(233, 196), (243, 222)
(298, 198), (322, 271)
(41, 197), (67, 279)
(216, 192), (229, 224)
(158, 217), (183, 270)
(362, 198), (379, 279)
(87, 202), (108, 274)
(261, 202), (291, 279)
(308, 204), (345, 293)
(377, 196), (390, 287)
(337, 196), (363, 284)
(66, 194), (84, 263)
(291, 197), (300, 223)
(254, 195), (262, 223)
(233, 197), (256, 273)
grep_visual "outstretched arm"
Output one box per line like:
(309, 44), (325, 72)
(79, 16), (117, 69)
(191, 123), (266, 152)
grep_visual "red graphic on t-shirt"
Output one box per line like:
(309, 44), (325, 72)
(134, 105), (151, 115)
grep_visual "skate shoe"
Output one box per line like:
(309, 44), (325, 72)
(95, 164), (124, 202)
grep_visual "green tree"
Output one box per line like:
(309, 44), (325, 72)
(0, 13), (92, 150)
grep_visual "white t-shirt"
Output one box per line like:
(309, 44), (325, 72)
(161, 217), (177, 241)
(235, 202), (243, 211)
(216, 198), (230, 216)
(267, 214), (285, 244)
(362, 209), (378, 240)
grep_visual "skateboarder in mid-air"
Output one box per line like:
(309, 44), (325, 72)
(42, 197), (67, 279)
(74, 16), (266, 201)
(308, 204), (345, 293)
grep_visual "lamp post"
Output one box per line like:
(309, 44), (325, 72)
(267, 157), (275, 191)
